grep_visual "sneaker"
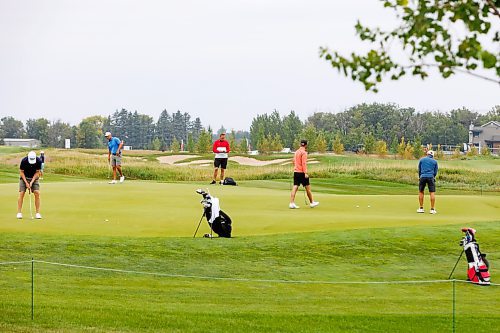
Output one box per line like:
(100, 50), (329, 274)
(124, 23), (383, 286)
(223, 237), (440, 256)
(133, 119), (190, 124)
(210, 180), (216, 185)
(35, 213), (42, 219)
(108, 180), (117, 184)
(289, 203), (299, 209)
(16, 213), (22, 219)
(219, 181), (223, 185)
(430, 209), (437, 215)
(417, 208), (425, 213)
(119, 176), (125, 183)
(310, 201), (320, 208)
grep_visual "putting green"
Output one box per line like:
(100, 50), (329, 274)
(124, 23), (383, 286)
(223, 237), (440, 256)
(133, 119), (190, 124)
(1, 181), (498, 237)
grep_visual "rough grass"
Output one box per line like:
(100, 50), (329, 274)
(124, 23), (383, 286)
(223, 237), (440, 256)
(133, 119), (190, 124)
(1, 148), (498, 192)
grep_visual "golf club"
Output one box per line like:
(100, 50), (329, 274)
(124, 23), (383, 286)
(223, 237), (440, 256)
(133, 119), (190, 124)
(28, 189), (34, 220)
(108, 161), (112, 179)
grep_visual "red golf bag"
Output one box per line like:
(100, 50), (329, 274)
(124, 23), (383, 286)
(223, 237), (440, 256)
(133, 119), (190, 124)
(460, 228), (490, 285)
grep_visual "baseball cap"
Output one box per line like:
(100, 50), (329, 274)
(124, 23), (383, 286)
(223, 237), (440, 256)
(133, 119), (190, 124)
(427, 150), (434, 157)
(300, 139), (308, 146)
(28, 151), (37, 164)
(105, 132), (112, 137)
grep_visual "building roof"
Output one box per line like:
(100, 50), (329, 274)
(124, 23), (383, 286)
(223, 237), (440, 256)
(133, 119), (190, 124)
(3, 138), (40, 142)
(485, 136), (500, 143)
(481, 121), (500, 128)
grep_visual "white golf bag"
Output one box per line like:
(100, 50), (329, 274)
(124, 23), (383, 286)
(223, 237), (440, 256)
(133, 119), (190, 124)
(460, 228), (490, 285)
(195, 189), (232, 238)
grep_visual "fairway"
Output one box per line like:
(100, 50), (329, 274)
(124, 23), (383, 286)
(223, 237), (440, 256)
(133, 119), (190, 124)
(1, 179), (499, 332)
(0, 181), (498, 237)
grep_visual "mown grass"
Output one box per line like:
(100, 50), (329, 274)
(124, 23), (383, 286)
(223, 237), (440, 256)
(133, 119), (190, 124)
(0, 223), (499, 333)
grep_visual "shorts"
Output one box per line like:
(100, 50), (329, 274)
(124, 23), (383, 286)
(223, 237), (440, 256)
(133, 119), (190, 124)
(214, 158), (228, 169)
(419, 177), (436, 192)
(19, 178), (40, 192)
(293, 172), (310, 187)
(111, 154), (122, 167)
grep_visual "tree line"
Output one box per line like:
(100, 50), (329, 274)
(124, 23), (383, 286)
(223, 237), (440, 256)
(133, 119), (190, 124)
(249, 104), (499, 154)
(1, 103), (498, 154)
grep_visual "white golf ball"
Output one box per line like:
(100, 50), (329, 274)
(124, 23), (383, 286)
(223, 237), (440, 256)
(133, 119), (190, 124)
(105, 219), (109, 222)
(356, 205), (360, 208)
(367, 205), (371, 208)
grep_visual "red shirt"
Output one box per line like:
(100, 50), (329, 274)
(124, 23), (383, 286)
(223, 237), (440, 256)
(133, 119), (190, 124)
(294, 147), (307, 173)
(213, 140), (230, 158)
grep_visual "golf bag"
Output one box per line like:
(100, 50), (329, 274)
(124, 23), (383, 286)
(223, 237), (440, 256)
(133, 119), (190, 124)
(460, 228), (490, 285)
(195, 189), (232, 238)
(222, 177), (237, 186)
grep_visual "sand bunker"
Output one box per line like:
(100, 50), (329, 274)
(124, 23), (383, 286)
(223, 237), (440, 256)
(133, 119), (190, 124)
(229, 156), (291, 166)
(157, 155), (199, 165)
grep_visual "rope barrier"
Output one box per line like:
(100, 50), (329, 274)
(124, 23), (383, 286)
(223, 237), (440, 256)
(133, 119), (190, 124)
(1, 259), (496, 286)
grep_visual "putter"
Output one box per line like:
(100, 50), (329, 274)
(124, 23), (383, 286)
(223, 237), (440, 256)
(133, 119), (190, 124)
(448, 249), (464, 279)
(28, 189), (34, 220)
(107, 162), (112, 179)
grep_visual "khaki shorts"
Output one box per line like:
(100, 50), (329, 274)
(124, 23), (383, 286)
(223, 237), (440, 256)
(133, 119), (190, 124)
(19, 178), (40, 192)
(111, 154), (122, 166)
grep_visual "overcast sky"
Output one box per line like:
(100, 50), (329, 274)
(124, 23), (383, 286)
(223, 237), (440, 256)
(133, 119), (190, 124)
(1, 0), (499, 131)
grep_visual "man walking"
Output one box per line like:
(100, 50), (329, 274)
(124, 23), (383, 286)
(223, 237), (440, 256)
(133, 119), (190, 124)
(417, 150), (438, 214)
(17, 151), (42, 219)
(105, 132), (125, 184)
(211, 132), (230, 184)
(289, 140), (319, 209)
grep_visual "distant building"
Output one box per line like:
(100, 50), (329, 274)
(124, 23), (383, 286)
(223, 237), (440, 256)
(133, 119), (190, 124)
(3, 138), (41, 148)
(469, 121), (500, 155)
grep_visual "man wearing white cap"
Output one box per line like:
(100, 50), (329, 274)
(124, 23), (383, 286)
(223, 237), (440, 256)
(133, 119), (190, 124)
(417, 150), (438, 214)
(105, 132), (125, 184)
(17, 151), (42, 219)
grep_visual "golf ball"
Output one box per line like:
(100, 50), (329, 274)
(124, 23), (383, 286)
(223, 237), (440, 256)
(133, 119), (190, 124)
(105, 219), (109, 222)
(368, 205), (371, 208)
(356, 205), (360, 208)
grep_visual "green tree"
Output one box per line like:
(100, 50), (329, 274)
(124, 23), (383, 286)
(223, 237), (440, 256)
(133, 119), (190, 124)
(413, 137), (424, 159)
(316, 132), (328, 153)
(364, 133), (376, 154)
(151, 137), (161, 151)
(26, 118), (50, 145)
(397, 137), (406, 158)
(404, 142), (415, 160)
(375, 140), (388, 157)
(76, 116), (106, 149)
(196, 129), (212, 154)
(332, 134), (344, 154)
(229, 130), (237, 152)
(186, 133), (195, 153)
(47, 120), (73, 148)
(299, 124), (317, 152)
(258, 135), (271, 154)
(171, 137), (180, 153)
(282, 110), (303, 148)
(238, 137), (249, 154)
(0, 116), (25, 138)
(320, 0), (500, 92)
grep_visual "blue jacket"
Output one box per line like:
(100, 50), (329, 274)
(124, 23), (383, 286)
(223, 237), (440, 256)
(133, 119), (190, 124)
(418, 156), (438, 178)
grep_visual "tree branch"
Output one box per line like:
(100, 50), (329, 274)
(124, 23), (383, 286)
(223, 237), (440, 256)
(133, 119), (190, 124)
(402, 63), (500, 85)
(485, 0), (500, 18)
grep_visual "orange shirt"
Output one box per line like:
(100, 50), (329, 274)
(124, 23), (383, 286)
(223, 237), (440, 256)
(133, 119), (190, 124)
(293, 147), (307, 173)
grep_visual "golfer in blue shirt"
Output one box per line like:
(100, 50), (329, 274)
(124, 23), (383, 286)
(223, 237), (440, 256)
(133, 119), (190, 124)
(417, 150), (438, 214)
(105, 132), (125, 184)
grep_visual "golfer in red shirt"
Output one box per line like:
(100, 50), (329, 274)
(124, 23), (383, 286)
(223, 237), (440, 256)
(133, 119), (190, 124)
(211, 133), (230, 184)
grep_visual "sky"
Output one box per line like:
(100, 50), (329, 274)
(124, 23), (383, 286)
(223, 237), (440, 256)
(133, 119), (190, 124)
(0, 0), (499, 131)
